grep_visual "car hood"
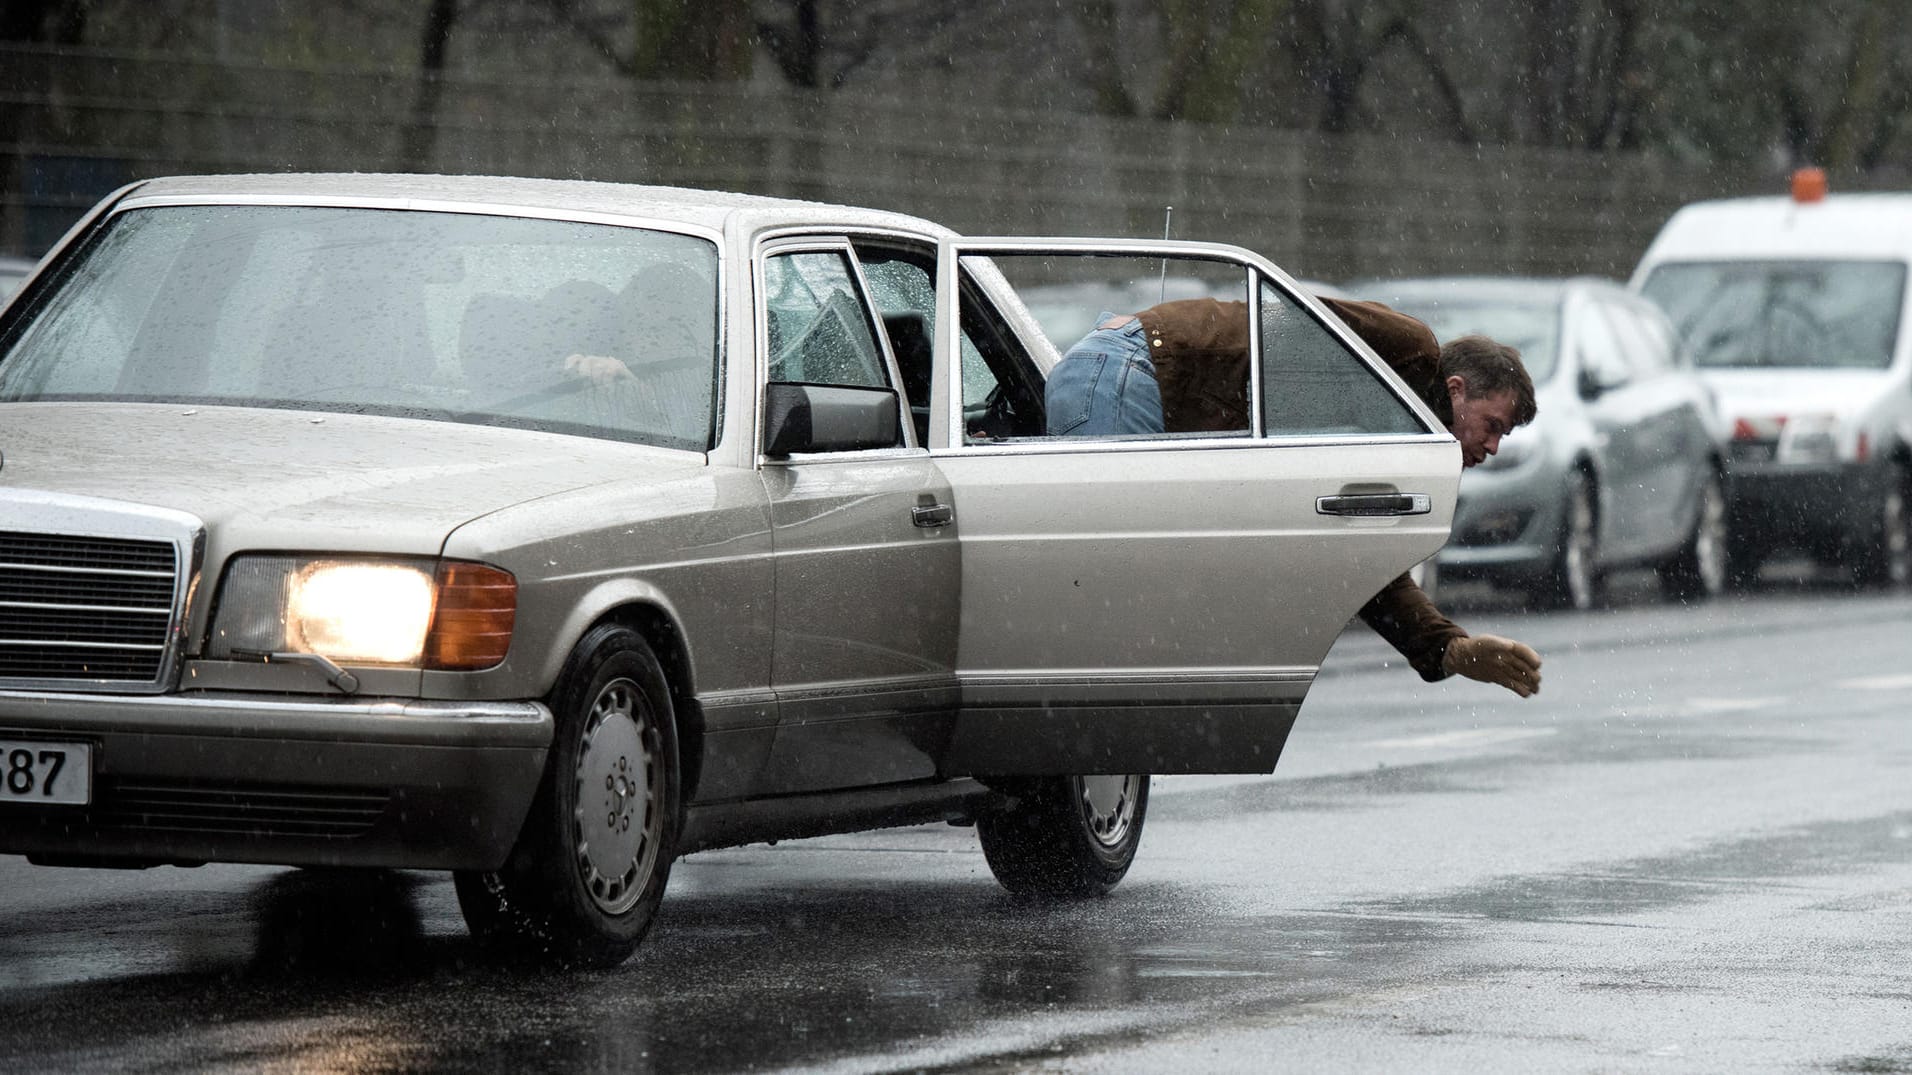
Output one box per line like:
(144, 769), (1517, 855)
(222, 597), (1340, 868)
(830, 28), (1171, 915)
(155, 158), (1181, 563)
(1699, 368), (1889, 422)
(0, 403), (704, 553)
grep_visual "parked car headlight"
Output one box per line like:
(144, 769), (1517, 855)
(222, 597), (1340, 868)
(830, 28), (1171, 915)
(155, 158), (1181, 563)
(1777, 412), (1839, 465)
(209, 556), (516, 670)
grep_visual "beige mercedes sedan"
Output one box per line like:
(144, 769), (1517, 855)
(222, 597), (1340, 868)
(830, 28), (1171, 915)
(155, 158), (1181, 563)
(0, 174), (1458, 967)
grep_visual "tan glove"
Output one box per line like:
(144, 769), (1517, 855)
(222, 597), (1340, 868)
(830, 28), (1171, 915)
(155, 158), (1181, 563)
(1442, 634), (1542, 697)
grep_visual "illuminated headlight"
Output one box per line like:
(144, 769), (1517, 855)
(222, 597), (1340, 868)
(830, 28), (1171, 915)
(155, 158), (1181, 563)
(1777, 413), (1839, 465)
(209, 555), (516, 670)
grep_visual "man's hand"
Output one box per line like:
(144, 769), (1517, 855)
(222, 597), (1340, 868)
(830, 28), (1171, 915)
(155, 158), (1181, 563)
(1442, 634), (1542, 697)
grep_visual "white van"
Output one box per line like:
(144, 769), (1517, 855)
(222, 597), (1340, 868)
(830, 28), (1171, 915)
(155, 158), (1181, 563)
(1630, 173), (1912, 587)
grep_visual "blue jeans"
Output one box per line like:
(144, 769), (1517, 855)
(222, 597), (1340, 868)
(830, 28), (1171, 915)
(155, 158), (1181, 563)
(1044, 313), (1165, 436)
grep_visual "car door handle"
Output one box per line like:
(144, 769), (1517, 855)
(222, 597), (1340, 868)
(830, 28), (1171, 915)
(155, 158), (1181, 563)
(912, 503), (954, 528)
(1315, 493), (1432, 517)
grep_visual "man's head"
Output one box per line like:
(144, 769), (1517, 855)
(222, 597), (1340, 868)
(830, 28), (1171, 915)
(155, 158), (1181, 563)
(1440, 335), (1536, 467)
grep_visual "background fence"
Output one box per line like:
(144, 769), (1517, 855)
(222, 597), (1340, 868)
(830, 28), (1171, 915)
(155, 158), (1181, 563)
(1, 43), (1884, 282)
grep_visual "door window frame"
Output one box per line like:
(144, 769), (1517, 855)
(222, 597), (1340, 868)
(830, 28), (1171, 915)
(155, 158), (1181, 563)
(753, 235), (921, 460)
(935, 237), (1451, 454)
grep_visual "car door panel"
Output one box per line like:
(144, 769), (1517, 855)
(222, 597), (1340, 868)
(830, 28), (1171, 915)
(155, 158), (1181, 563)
(936, 440), (1455, 774)
(754, 241), (960, 796)
(929, 239), (1458, 776)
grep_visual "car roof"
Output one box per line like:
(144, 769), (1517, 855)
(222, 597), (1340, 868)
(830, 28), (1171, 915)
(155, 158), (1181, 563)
(116, 173), (958, 240)
(1347, 275), (1628, 306)
(1642, 193), (1912, 262)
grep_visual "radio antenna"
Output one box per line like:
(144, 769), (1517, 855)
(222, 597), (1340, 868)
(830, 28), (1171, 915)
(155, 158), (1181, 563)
(1158, 205), (1173, 303)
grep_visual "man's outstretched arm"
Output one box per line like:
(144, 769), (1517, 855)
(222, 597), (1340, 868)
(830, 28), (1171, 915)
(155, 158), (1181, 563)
(1357, 572), (1542, 697)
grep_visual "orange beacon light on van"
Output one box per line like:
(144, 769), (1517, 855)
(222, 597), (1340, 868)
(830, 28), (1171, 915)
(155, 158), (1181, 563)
(1791, 167), (1828, 203)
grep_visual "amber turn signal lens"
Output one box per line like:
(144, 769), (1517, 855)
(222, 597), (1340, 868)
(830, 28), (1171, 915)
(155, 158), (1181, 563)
(423, 561), (517, 670)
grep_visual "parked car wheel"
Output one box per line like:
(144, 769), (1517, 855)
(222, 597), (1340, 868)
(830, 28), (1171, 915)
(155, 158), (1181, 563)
(1539, 473), (1600, 610)
(455, 625), (681, 968)
(1850, 463), (1911, 589)
(977, 774), (1149, 898)
(1658, 470), (1728, 602)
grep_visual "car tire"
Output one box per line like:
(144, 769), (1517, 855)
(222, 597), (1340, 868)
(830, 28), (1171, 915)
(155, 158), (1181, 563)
(1850, 463), (1911, 589)
(454, 624), (680, 969)
(1658, 469), (1727, 602)
(977, 774), (1148, 898)
(1539, 472), (1600, 611)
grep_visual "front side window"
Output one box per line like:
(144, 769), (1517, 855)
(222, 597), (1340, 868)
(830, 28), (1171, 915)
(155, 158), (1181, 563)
(1601, 302), (1672, 377)
(1640, 259), (1906, 370)
(0, 205), (721, 450)
(762, 251), (888, 388)
(1573, 297), (1633, 390)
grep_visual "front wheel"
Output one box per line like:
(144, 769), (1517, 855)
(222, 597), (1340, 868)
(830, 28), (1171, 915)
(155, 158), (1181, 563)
(455, 625), (681, 969)
(1539, 472), (1600, 610)
(1658, 470), (1728, 602)
(1850, 464), (1911, 589)
(977, 774), (1149, 898)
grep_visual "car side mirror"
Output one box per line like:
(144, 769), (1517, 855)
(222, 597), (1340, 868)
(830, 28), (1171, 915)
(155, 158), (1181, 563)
(1578, 366), (1616, 400)
(763, 382), (902, 456)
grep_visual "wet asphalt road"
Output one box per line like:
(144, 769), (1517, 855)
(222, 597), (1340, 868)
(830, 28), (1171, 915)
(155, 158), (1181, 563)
(2, 576), (1910, 1074)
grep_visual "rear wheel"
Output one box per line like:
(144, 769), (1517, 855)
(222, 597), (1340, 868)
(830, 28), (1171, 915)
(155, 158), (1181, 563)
(1658, 470), (1727, 602)
(977, 774), (1149, 898)
(1850, 463), (1911, 588)
(1539, 472), (1600, 610)
(455, 625), (680, 969)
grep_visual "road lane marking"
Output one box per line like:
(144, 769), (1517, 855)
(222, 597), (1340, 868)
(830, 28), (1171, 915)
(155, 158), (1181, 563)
(1368, 727), (1556, 750)
(1681, 697), (1783, 714)
(1836, 674), (1912, 691)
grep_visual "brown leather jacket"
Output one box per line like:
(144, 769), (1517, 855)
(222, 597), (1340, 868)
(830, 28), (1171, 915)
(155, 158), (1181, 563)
(1134, 295), (1453, 430)
(1133, 293), (1464, 681)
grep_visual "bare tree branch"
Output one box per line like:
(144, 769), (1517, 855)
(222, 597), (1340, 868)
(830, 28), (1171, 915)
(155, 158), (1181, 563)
(1378, 18), (1475, 143)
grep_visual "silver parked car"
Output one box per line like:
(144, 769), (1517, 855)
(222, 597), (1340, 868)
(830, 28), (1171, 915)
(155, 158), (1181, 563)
(1351, 276), (1730, 608)
(0, 174), (1460, 967)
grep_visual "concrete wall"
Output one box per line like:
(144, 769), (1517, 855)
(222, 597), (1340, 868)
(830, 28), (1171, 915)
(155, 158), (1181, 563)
(0, 44), (1846, 282)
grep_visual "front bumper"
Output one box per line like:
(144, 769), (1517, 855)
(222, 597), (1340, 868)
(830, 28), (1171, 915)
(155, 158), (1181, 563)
(0, 690), (552, 871)
(1432, 460), (1565, 582)
(1725, 459), (1888, 554)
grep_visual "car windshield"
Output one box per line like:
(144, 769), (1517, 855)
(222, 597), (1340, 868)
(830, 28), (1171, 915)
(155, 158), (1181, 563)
(1639, 259), (1905, 370)
(0, 205), (721, 450)
(1375, 296), (1561, 383)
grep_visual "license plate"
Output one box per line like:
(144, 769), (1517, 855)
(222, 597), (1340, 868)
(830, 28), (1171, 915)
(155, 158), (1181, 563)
(0, 740), (92, 806)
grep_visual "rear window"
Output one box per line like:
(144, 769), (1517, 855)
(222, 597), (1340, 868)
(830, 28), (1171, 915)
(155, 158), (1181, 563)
(0, 205), (722, 450)
(1639, 260), (1905, 370)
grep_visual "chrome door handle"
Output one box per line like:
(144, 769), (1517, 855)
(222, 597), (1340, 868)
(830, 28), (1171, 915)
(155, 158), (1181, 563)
(1315, 493), (1431, 517)
(912, 503), (954, 528)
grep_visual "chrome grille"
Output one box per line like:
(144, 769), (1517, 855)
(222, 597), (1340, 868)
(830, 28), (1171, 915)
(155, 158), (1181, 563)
(0, 529), (181, 685)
